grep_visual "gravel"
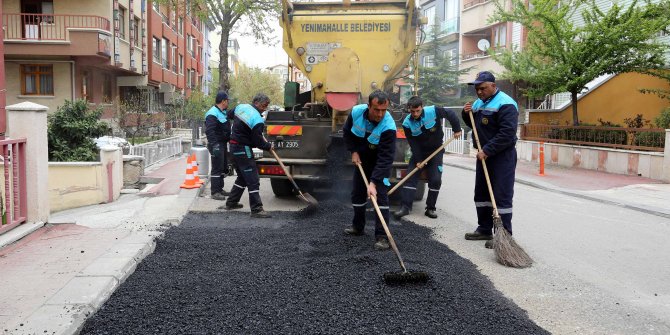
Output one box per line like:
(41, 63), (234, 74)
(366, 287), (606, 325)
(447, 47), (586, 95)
(81, 200), (548, 334)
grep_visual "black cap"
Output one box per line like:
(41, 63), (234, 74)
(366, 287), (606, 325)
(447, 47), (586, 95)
(215, 91), (228, 103)
(468, 71), (495, 85)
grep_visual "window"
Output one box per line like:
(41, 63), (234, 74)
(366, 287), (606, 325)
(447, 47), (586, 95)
(102, 73), (112, 103)
(443, 49), (457, 66)
(191, 70), (197, 88)
(423, 6), (436, 28)
(172, 44), (177, 72)
(118, 7), (126, 40)
(186, 34), (192, 55)
(82, 71), (91, 100)
(187, 69), (192, 88)
(171, 10), (176, 30)
(153, 37), (160, 62)
(162, 38), (169, 68)
(133, 17), (140, 47)
(153, 1), (159, 12)
(422, 55), (434, 68)
(493, 24), (507, 47)
(179, 55), (184, 74)
(21, 64), (53, 95)
(178, 17), (183, 35)
(42, 1), (54, 24)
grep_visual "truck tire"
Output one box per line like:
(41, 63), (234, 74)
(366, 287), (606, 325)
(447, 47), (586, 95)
(414, 181), (426, 201)
(271, 178), (294, 197)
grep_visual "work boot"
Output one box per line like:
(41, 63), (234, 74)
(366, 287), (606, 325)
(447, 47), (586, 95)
(211, 192), (227, 201)
(224, 203), (244, 210)
(424, 209), (438, 219)
(251, 209), (272, 218)
(464, 230), (493, 240)
(485, 239), (495, 249)
(220, 189), (231, 196)
(344, 227), (364, 236)
(393, 207), (410, 219)
(374, 237), (390, 251)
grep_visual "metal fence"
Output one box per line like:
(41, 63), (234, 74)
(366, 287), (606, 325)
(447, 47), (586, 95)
(0, 138), (27, 235)
(443, 127), (468, 154)
(129, 136), (182, 167)
(521, 124), (666, 152)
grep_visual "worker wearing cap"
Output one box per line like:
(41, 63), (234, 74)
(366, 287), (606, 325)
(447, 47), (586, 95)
(224, 93), (273, 218)
(205, 91), (231, 201)
(342, 90), (397, 251)
(393, 95), (463, 220)
(462, 71), (519, 249)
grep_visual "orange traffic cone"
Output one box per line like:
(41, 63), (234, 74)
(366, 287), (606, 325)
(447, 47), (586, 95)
(180, 155), (200, 189)
(191, 154), (204, 185)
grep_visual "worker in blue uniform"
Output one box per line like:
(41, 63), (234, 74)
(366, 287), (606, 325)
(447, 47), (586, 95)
(204, 91), (231, 201)
(342, 90), (397, 250)
(224, 93), (273, 218)
(462, 71), (519, 249)
(393, 96), (462, 220)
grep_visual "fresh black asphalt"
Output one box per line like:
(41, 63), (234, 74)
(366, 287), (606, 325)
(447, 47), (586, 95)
(81, 200), (548, 334)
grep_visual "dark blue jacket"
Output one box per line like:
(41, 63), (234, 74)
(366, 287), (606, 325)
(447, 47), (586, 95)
(204, 105), (230, 145)
(229, 104), (272, 150)
(462, 90), (518, 157)
(343, 107), (397, 184)
(403, 106), (462, 161)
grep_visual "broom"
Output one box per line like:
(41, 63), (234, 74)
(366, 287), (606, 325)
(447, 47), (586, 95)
(467, 110), (533, 268)
(356, 162), (429, 284)
(388, 136), (456, 196)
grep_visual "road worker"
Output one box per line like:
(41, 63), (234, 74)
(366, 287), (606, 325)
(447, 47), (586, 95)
(224, 93), (274, 218)
(462, 71), (519, 249)
(204, 91), (231, 200)
(342, 90), (397, 250)
(393, 95), (462, 220)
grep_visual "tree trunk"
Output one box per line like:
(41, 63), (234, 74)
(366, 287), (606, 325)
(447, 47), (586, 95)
(571, 91), (579, 126)
(218, 23), (231, 92)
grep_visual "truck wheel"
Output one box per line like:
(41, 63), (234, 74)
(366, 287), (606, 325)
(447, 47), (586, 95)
(271, 179), (294, 197)
(413, 181), (426, 201)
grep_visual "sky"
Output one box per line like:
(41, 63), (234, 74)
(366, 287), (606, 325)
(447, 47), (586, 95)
(208, 18), (289, 69)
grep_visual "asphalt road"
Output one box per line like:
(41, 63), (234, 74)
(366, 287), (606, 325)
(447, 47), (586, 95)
(80, 200), (547, 334)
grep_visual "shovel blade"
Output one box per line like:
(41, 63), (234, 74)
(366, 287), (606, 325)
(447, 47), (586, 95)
(299, 192), (318, 207)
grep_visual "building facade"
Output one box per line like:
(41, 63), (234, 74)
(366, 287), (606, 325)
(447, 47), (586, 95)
(2, 0), (208, 132)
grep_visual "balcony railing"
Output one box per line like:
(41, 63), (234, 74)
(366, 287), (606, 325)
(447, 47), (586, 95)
(521, 124), (666, 152)
(2, 13), (110, 41)
(463, 0), (489, 9)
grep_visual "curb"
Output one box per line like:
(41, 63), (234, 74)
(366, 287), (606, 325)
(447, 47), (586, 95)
(445, 162), (670, 220)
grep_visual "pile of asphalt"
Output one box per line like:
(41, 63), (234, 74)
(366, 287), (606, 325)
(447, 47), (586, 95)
(81, 201), (547, 334)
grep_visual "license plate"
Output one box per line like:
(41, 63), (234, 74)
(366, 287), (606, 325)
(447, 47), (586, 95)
(271, 140), (300, 149)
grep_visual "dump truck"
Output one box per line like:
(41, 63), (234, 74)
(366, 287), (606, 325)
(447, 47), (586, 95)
(256, 0), (425, 198)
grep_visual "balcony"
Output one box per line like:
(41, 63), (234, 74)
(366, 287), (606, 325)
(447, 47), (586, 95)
(2, 13), (111, 57)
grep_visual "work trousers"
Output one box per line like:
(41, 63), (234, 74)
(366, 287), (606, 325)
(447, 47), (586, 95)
(400, 150), (444, 211)
(351, 159), (390, 238)
(207, 142), (228, 194)
(474, 148), (516, 235)
(226, 144), (263, 212)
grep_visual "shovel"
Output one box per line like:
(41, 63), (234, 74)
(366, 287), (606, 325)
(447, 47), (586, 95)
(270, 149), (318, 207)
(388, 136), (456, 196)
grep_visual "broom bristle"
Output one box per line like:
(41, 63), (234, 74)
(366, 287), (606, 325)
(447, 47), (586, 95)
(493, 217), (533, 268)
(383, 271), (430, 285)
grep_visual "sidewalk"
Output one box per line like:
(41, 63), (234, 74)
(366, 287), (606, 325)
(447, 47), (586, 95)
(0, 156), (202, 335)
(444, 153), (670, 218)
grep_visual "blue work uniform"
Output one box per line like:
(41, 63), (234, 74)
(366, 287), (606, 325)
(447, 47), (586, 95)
(343, 104), (397, 237)
(204, 105), (231, 195)
(400, 106), (462, 211)
(462, 90), (518, 235)
(225, 104), (272, 212)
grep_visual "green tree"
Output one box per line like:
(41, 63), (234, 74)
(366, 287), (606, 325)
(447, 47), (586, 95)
(48, 100), (109, 162)
(491, 0), (670, 125)
(229, 65), (283, 107)
(155, 0), (279, 92)
(415, 17), (471, 106)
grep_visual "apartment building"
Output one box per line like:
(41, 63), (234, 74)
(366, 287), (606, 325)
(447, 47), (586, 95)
(2, 0), (146, 116)
(147, 0), (206, 108)
(418, 0), (460, 68)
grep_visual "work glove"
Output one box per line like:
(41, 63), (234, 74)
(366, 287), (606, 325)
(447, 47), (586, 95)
(212, 143), (222, 158)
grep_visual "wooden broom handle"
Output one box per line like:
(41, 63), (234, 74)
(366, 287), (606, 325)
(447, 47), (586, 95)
(467, 109), (500, 215)
(388, 136), (456, 195)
